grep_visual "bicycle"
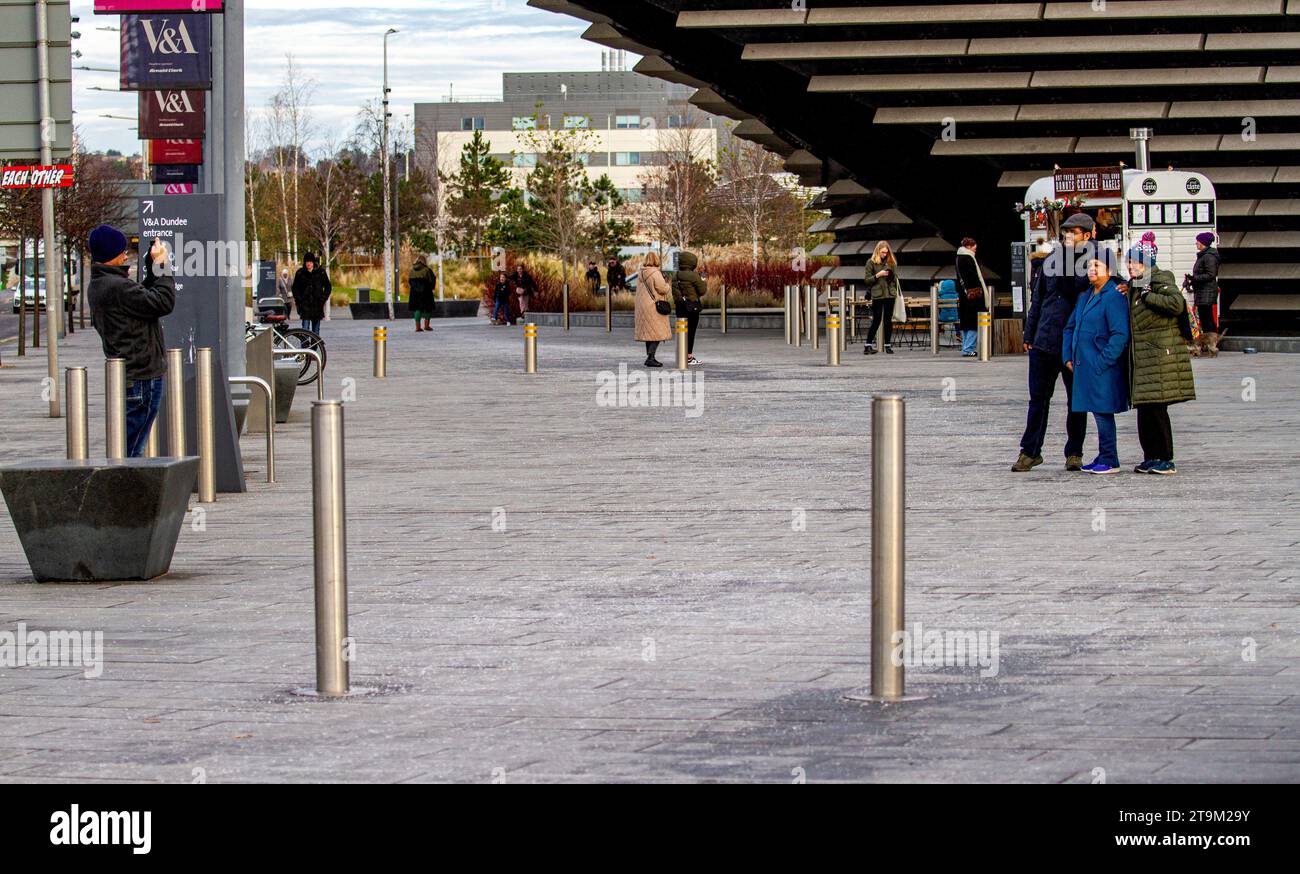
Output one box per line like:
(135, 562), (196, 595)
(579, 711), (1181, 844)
(247, 297), (327, 386)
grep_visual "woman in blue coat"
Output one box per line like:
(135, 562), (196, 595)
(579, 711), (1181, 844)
(1062, 249), (1131, 474)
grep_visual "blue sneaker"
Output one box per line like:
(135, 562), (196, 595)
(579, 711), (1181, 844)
(1083, 463), (1120, 475)
(1149, 460), (1177, 475)
(1134, 460), (1158, 474)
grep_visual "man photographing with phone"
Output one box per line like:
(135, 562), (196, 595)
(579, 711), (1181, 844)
(88, 225), (176, 458)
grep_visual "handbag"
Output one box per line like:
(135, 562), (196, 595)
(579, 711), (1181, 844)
(655, 297), (671, 316)
(892, 292), (907, 323)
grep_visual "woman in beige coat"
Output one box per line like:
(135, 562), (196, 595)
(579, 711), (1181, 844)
(634, 250), (672, 367)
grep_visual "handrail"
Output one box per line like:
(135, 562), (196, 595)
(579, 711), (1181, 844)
(273, 348), (325, 400)
(229, 376), (275, 483)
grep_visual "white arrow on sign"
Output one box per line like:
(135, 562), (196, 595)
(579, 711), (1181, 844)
(143, 200), (155, 214)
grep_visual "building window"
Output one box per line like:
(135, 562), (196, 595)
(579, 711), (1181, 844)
(576, 153), (591, 166)
(619, 188), (644, 203)
(512, 153), (537, 168)
(614, 152), (641, 166)
(615, 114), (641, 129)
(512, 116), (537, 131)
(564, 115), (590, 129)
(667, 115), (688, 128)
(461, 117), (484, 131)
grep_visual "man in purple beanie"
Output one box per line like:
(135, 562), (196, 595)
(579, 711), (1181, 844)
(87, 225), (175, 457)
(1188, 232), (1221, 357)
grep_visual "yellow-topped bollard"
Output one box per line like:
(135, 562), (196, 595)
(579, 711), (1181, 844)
(977, 312), (992, 362)
(675, 318), (689, 370)
(827, 314), (841, 366)
(523, 323), (538, 373)
(373, 326), (388, 378)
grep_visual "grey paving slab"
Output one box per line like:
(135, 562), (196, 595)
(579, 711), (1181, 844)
(0, 318), (1297, 783)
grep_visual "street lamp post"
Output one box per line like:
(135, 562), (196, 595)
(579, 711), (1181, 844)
(382, 27), (398, 321)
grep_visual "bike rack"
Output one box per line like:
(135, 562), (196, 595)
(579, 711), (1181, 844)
(273, 348), (326, 401)
(229, 376), (276, 483)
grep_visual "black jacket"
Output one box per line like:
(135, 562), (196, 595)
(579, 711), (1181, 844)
(607, 263), (626, 290)
(89, 262), (176, 381)
(1190, 247), (1221, 306)
(954, 248), (988, 332)
(292, 261), (332, 321)
(1024, 242), (1091, 356)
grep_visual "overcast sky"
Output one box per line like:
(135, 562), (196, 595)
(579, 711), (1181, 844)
(71, 0), (616, 155)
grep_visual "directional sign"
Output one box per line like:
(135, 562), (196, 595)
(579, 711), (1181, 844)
(141, 194), (246, 494)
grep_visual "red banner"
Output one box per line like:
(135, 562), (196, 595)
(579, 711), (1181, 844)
(0, 165), (75, 189)
(148, 139), (203, 165)
(163, 183), (195, 195)
(95, 1), (223, 12)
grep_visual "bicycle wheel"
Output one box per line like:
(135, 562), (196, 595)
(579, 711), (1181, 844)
(280, 328), (326, 386)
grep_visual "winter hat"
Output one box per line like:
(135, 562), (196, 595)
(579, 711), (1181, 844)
(302, 252), (317, 266)
(1061, 213), (1096, 232)
(88, 224), (128, 263)
(1196, 232), (1216, 247)
(1127, 231), (1159, 266)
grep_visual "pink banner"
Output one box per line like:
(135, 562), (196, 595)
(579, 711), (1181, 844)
(95, 1), (223, 12)
(163, 184), (195, 195)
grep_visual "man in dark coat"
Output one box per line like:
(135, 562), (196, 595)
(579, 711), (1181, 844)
(87, 224), (175, 458)
(1189, 232), (1221, 357)
(291, 252), (331, 334)
(1013, 212), (1094, 472)
(585, 261), (602, 295)
(606, 258), (627, 293)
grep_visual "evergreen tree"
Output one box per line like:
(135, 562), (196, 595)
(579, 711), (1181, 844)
(443, 131), (511, 257)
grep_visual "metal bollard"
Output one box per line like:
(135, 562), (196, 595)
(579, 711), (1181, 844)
(105, 358), (126, 460)
(563, 282), (570, 331)
(165, 348), (185, 456)
(144, 422), (160, 458)
(720, 284), (728, 335)
(827, 315), (841, 366)
(66, 367), (88, 460)
(196, 347), (216, 503)
(784, 286), (792, 344)
(675, 318), (688, 370)
(930, 283), (940, 355)
(848, 284), (858, 342)
(605, 280), (612, 333)
(870, 393), (907, 700)
(793, 286), (803, 347)
(978, 312), (992, 362)
(373, 326), (388, 378)
(311, 400), (350, 698)
(838, 288), (848, 352)
(230, 376), (275, 483)
(807, 286), (819, 350)
(523, 323), (538, 373)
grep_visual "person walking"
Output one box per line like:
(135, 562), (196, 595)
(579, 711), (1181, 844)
(1062, 249), (1131, 475)
(87, 225), (175, 458)
(511, 264), (534, 322)
(635, 250), (672, 367)
(585, 261), (602, 296)
(955, 237), (988, 357)
(1125, 233), (1195, 475)
(408, 256), (437, 332)
(862, 241), (901, 355)
(1189, 232), (1222, 357)
(1012, 213), (1093, 472)
(276, 267), (293, 315)
(607, 257), (627, 294)
(292, 252), (331, 335)
(490, 271), (511, 325)
(671, 250), (707, 366)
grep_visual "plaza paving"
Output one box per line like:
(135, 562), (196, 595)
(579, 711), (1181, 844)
(0, 315), (1297, 783)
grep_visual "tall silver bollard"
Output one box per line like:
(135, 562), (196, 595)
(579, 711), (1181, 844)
(838, 288), (847, 352)
(144, 423), (161, 458)
(675, 318), (688, 370)
(562, 282), (570, 331)
(196, 347), (216, 503)
(524, 323), (538, 373)
(720, 284), (728, 335)
(827, 315), (841, 366)
(871, 393), (906, 700)
(605, 280), (612, 332)
(66, 367), (88, 460)
(978, 312), (992, 362)
(848, 284), (858, 343)
(165, 348), (186, 456)
(784, 286), (793, 344)
(311, 400), (350, 698)
(806, 285), (819, 349)
(105, 358), (126, 460)
(930, 283), (940, 355)
(372, 326), (388, 378)
(794, 286), (803, 348)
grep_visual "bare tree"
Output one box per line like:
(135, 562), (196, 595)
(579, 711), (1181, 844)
(519, 116), (598, 293)
(715, 135), (797, 271)
(303, 137), (356, 275)
(640, 115), (717, 251)
(266, 54), (316, 264)
(244, 110), (264, 255)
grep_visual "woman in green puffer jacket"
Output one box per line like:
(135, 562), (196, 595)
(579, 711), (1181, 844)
(1125, 232), (1195, 475)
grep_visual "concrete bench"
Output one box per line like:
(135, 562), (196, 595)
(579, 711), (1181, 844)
(0, 458), (198, 582)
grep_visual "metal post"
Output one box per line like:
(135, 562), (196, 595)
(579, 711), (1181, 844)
(563, 282), (570, 331)
(373, 326), (388, 378)
(675, 318), (688, 370)
(196, 348), (216, 503)
(524, 323), (538, 373)
(229, 376), (275, 483)
(720, 284), (728, 335)
(105, 358), (126, 460)
(930, 283), (940, 355)
(382, 28), (398, 321)
(65, 367), (88, 460)
(165, 349), (186, 456)
(273, 348), (325, 401)
(605, 280), (612, 332)
(311, 400), (350, 698)
(144, 423), (161, 458)
(784, 286), (792, 344)
(838, 287), (847, 352)
(871, 393), (906, 700)
(808, 286), (819, 350)
(793, 287), (802, 348)
(827, 315), (841, 367)
(37, 0), (61, 418)
(848, 284), (858, 342)
(978, 312), (992, 362)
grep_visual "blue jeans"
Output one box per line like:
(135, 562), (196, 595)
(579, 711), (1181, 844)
(1092, 413), (1118, 468)
(126, 377), (164, 458)
(492, 298), (511, 323)
(961, 328), (978, 355)
(302, 319), (321, 334)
